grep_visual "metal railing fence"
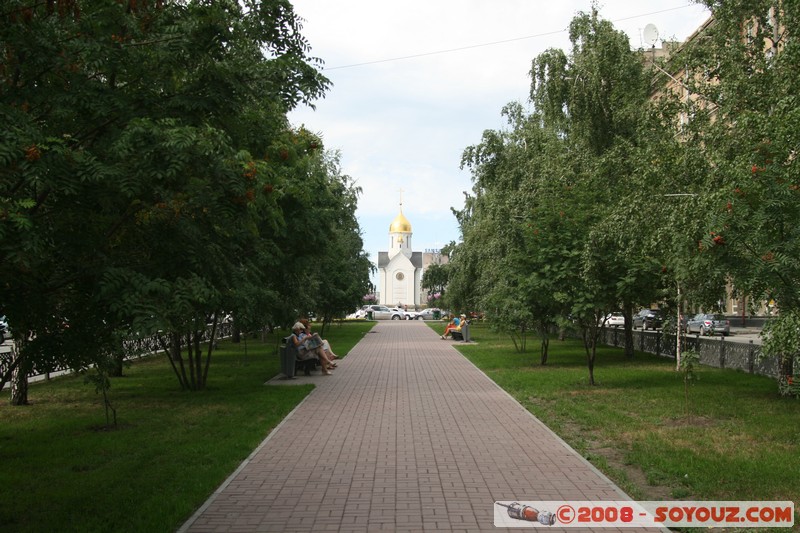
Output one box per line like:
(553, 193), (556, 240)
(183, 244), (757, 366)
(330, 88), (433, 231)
(599, 327), (779, 377)
(1, 321), (234, 381)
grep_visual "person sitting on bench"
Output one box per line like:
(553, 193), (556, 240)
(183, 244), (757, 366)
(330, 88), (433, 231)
(300, 318), (338, 365)
(441, 314), (461, 339)
(290, 322), (334, 375)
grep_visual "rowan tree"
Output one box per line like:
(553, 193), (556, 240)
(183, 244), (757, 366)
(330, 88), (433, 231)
(665, 1), (800, 391)
(0, 0), (333, 397)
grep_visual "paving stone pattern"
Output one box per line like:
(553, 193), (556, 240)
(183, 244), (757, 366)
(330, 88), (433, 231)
(180, 321), (662, 532)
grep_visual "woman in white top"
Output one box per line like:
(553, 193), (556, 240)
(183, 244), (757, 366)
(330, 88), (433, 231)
(290, 322), (334, 375)
(300, 318), (339, 364)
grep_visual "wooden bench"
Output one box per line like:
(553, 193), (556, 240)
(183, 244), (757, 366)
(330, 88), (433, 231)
(279, 336), (320, 378)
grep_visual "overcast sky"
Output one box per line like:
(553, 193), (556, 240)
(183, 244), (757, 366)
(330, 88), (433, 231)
(287, 1), (711, 285)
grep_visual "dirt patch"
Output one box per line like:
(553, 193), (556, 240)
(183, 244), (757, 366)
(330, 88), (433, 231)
(525, 399), (681, 500)
(558, 420), (675, 501)
(587, 443), (673, 500)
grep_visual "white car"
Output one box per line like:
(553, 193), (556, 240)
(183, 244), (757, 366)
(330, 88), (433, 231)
(367, 305), (404, 320)
(403, 310), (420, 320)
(353, 305), (370, 319)
(600, 313), (625, 328)
(388, 307), (407, 320)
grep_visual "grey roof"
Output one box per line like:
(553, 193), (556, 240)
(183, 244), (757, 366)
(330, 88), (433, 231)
(377, 251), (423, 269)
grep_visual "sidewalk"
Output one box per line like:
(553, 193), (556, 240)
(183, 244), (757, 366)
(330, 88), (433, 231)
(179, 321), (662, 532)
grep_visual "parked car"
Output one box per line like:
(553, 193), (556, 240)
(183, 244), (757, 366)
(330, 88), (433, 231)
(388, 307), (407, 320)
(633, 309), (663, 330)
(415, 308), (441, 320)
(346, 307), (363, 319)
(686, 313), (730, 336)
(353, 305), (370, 319)
(403, 310), (420, 320)
(600, 313), (625, 328)
(367, 305), (404, 320)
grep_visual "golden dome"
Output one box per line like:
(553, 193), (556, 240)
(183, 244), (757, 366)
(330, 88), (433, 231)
(389, 210), (412, 233)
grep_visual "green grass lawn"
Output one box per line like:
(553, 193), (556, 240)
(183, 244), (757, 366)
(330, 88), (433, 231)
(2, 319), (798, 531)
(445, 321), (799, 523)
(0, 320), (373, 533)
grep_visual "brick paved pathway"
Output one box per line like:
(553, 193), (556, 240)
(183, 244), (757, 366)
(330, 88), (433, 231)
(180, 321), (661, 532)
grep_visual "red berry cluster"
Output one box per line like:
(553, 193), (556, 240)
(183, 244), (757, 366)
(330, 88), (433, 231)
(25, 145), (41, 161)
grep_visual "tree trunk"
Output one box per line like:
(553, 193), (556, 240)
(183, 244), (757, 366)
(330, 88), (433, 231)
(202, 319), (217, 386)
(622, 302), (634, 358)
(108, 349), (124, 378)
(186, 333), (197, 390)
(10, 356), (30, 406)
(193, 331), (204, 390)
(160, 334), (184, 390)
(780, 354), (793, 382)
(510, 331), (520, 352)
(540, 335), (549, 365)
(582, 326), (597, 386)
(171, 332), (189, 390)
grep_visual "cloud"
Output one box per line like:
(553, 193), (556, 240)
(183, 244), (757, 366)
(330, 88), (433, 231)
(288, 0), (712, 273)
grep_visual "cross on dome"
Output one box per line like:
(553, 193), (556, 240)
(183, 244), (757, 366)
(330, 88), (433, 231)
(389, 190), (412, 233)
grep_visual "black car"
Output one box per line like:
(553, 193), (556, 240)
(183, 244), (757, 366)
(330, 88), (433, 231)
(633, 309), (663, 330)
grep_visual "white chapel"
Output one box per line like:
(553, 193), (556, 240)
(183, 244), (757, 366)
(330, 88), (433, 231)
(377, 205), (424, 307)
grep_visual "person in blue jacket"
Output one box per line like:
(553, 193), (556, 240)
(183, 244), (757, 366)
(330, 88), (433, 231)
(441, 314), (461, 339)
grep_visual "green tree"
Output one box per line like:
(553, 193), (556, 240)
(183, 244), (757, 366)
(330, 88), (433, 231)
(455, 9), (655, 382)
(0, 0), (330, 397)
(421, 262), (449, 302)
(673, 1), (800, 391)
(457, 102), (573, 361)
(529, 9), (651, 382)
(681, 2), (800, 306)
(307, 151), (374, 330)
